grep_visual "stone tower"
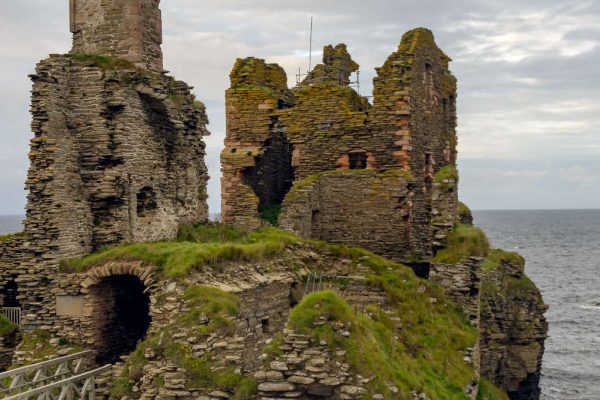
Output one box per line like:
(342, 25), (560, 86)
(0, 0), (210, 332)
(69, 0), (163, 71)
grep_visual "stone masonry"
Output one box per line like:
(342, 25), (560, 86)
(70, 0), (163, 71)
(222, 29), (458, 264)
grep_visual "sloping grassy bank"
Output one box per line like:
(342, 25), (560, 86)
(289, 289), (477, 399)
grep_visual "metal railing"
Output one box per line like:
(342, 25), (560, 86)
(4, 365), (111, 400)
(0, 351), (95, 397)
(1, 307), (21, 326)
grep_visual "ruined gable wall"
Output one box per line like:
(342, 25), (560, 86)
(71, 0), (163, 71)
(280, 83), (371, 180)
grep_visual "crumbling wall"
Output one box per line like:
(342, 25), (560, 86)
(9, 0), (209, 333)
(27, 55), (208, 256)
(70, 0), (163, 71)
(222, 28), (459, 264)
(280, 171), (415, 261)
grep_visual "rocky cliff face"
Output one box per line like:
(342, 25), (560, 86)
(479, 250), (548, 400)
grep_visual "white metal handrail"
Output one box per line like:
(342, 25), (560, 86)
(4, 365), (111, 400)
(0, 351), (94, 396)
(1, 307), (21, 326)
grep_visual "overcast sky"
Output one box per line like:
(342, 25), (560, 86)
(0, 0), (598, 215)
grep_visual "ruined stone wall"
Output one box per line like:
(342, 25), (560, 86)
(71, 0), (163, 71)
(222, 28), (459, 263)
(432, 176), (460, 249)
(280, 171), (416, 262)
(27, 55), (208, 256)
(9, 54), (209, 333)
(221, 58), (289, 228)
(370, 29), (458, 257)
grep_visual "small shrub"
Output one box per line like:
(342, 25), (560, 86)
(435, 165), (459, 183)
(259, 203), (282, 225)
(0, 314), (17, 336)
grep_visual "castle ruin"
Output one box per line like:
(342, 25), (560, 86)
(222, 32), (458, 267)
(0, 2), (547, 400)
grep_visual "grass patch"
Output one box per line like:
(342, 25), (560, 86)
(167, 94), (186, 107)
(10, 330), (84, 369)
(435, 165), (459, 183)
(179, 286), (240, 335)
(0, 314), (17, 336)
(483, 249), (524, 272)
(288, 290), (477, 399)
(259, 203), (282, 225)
(60, 225), (301, 278)
(0, 231), (24, 243)
(433, 224), (490, 264)
(193, 100), (205, 110)
(66, 53), (135, 70)
(477, 378), (509, 400)
(458, 202), (471, 216)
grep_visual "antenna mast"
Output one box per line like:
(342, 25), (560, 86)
(308, 16), (314, 74)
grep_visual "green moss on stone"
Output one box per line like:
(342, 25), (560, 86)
(433, 224), (490, 264)
(66, 53), (135, 70)
(435, 165), (459, 183)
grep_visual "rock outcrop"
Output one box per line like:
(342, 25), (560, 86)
(479, 250), (548, 400)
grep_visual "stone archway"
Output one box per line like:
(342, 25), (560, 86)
(82, 263), (156, 364)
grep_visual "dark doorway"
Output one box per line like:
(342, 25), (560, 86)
(1, 279), (20, 308)
(90, 275), (151, 364)
(242, 132), (294, 225)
